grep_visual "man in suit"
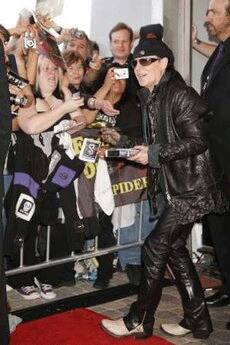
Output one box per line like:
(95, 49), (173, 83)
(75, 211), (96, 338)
(0, 37), (11, 344)
(200, 0), (230, 313)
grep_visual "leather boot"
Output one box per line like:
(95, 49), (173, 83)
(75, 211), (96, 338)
(119, 302), (154, 338)
(101, 317), (146, 338)
(122, 276), (163, 339)
(168, 253), (213, 338)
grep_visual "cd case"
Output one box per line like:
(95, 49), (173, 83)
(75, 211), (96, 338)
(79, 138), (101, 163)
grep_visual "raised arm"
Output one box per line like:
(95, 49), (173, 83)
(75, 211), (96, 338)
(192, 25), (216, 57)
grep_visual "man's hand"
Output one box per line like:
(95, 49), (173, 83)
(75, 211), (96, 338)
(127, 145), (149, 165)
(192, 25), (198, 43)
(101, 127), (121, 145)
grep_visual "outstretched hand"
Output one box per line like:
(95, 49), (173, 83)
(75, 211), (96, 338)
(101, 127), (121, 145)
(95, 99), (120, 116)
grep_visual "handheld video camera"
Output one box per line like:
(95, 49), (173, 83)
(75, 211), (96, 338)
(7, 70), (29, 89)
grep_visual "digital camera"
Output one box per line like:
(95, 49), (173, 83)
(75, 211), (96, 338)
(23, 33), (36, 49)
(114, 67), (129, 80)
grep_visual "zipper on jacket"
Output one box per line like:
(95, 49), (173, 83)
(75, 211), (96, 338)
(162, 166), (172, 205)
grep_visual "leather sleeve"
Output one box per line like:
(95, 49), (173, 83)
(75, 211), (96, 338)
(159, 86), (208, 163)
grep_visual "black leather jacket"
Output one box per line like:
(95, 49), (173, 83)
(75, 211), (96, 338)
(121, 69), (228, 224)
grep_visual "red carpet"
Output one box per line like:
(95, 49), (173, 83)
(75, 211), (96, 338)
(10, 308), (174, 345)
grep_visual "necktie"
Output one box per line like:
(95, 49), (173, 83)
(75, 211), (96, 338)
(202, 42), (224, 93)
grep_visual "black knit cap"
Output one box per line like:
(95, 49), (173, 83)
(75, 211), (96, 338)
(133, 24), (174, 66)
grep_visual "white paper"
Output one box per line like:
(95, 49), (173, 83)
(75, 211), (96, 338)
(36, 0), (64, 18)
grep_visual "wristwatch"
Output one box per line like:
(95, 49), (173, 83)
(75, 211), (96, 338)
(87, 97), (96, 109)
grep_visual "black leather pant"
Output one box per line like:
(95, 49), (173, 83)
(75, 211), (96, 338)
(124, 206), (213, 338)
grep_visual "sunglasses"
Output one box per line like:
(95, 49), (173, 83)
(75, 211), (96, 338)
(131, 57), (160, 68)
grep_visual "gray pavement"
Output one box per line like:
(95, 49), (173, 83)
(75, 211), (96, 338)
(7, 271), (230, 345)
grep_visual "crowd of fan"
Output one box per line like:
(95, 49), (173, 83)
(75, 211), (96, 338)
(0, 10), (154, 303)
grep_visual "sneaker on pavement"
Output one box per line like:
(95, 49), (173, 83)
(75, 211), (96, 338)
(34, 277), (56, 300)
(17, 285), (40, 300)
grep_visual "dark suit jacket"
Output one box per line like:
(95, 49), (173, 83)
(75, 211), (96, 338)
(201, 37), (230, 176)
(0, 40), (11, 345)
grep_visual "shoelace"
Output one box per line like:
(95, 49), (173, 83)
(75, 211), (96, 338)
(23, 286), (36, 293)
(41, 284), (52, 292)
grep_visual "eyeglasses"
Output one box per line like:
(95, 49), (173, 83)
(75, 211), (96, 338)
(131, 57), (160, 68)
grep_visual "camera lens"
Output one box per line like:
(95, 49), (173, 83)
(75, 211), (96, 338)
(26, 38), (35, 48)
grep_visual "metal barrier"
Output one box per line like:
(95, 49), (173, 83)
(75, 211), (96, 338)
(6, 201), (145, 277)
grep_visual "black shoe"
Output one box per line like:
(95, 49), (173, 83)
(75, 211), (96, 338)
(93, 278), (110, 289)
(226, 322), (230, 330)
(126, 264), (142, 286)
(206, 290), (230, 307)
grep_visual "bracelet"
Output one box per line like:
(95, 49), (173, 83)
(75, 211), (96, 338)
(87, 97), (96, 109)
(193, 38), (201, 45)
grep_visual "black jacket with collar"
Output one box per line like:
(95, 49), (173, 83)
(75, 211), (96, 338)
(120, 68), (227, 224)
(201, 37), (230, 177)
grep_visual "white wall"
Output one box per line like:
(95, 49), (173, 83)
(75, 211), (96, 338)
(163, 0), (191, 82)
(191, 0), (211, 91)
(90, 0), (160, 57)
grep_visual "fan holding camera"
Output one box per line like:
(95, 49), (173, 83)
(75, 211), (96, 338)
(84, 63), (141, 136)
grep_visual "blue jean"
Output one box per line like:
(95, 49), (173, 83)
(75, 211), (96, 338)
(118, 200), (157, 270)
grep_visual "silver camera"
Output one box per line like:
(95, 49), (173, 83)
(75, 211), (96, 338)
(23, 33), (36, 49)
(105, 148), (138, 158)
(114, 68), (129, 80)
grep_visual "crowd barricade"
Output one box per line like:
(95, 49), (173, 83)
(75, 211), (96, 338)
(6, 201), (145, 277)
(6, 128), (149, 277)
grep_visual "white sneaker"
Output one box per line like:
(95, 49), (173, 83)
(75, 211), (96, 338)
(161, 323), (191, 336)
(34, 277), (56, 300)
(17, 285), (40, 300)
(101, 318), (144, 338)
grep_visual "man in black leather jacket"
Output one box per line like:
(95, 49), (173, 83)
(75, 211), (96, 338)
(100, 24), (227, 340)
